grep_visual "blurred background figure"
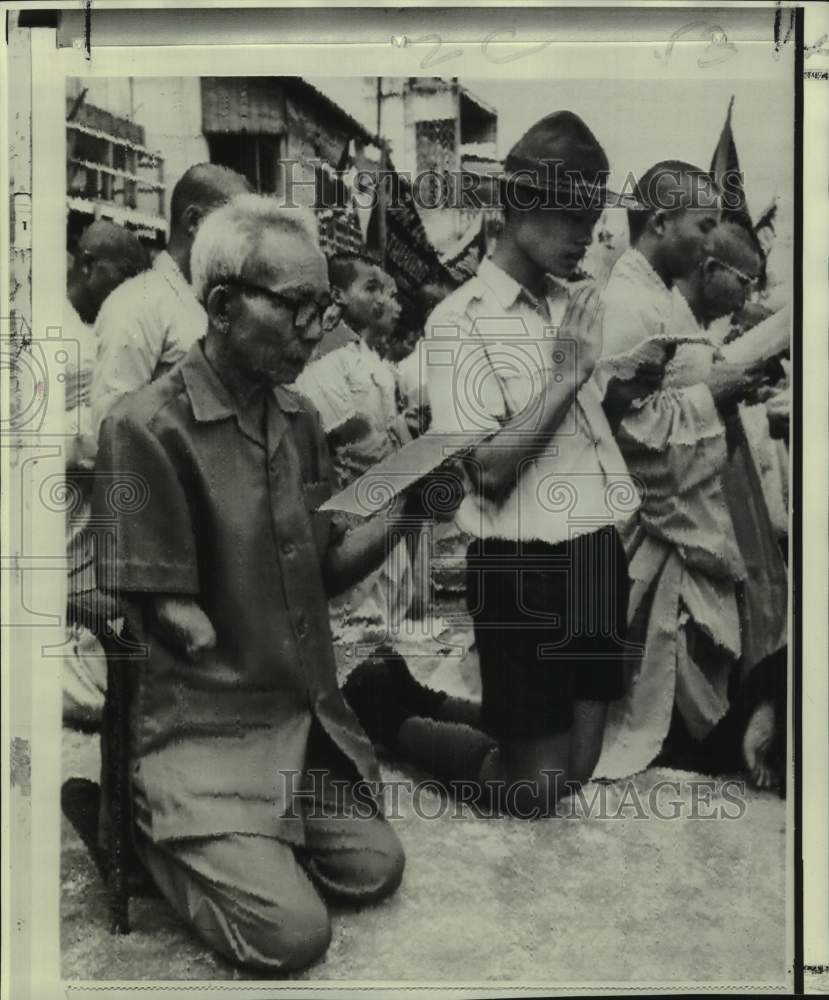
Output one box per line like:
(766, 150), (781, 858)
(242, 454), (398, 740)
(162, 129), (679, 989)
(294, 253), (415, 643)
(370, 270), (403, 362)
(90, 163), (251, 431)
(63, 220), (149, 728)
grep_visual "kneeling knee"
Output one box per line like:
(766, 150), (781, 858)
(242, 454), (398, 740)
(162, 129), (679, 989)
(223, 898), (332, 973)
(364, 826), (405, 899)
(314, 824), (405, 903)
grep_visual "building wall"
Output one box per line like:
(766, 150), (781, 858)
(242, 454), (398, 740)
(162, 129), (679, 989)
(70, 76), (209, 235)
(132, 78), (210, 226)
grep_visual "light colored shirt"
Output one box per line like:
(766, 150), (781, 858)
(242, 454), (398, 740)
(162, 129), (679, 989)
(91, 250), (206, 432)
(596, 258), (747, 780)
(295, 335), (399, 435)
(600, 246), (675, 357)
(64, 299), (98, 471)
(64, 300), (99, 604)
(397, 340), (428, 409)
(601, 249), (738, 576)
(293, 333), (411, 489)
(425, 256), (639, 545)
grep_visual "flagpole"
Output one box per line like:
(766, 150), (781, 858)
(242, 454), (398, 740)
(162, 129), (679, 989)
(376, 76), (387, 269)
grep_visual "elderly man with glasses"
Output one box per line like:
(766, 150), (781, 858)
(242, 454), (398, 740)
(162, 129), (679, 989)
(92, 195), (412, 973)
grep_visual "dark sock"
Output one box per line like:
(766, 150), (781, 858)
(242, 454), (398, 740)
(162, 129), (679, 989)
(396, 716), (497, 788)
(343, 646), (449, 747)
(438, 694), (482, 728)
(373, 644), (448, 719)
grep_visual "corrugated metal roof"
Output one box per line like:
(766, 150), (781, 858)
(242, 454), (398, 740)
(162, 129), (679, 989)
(282, 77), (376, 145)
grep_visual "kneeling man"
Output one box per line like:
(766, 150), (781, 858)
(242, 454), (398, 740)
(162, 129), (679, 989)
(94, 196), (412, 972)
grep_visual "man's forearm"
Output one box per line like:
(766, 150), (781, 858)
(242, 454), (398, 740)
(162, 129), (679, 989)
(323, 505), (420, 597)
(470, 377), (581, 505)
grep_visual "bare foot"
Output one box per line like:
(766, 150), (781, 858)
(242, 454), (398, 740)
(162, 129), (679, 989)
(742, 700), (778, 790)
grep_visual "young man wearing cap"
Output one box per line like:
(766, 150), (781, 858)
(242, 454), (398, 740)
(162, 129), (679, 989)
(91, 197), (412, 972)
(594, 170), (770, 782)
(344, 112), (661, 816)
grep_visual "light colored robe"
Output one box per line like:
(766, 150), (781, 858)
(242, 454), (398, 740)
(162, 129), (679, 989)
(595, 249), (745, 779)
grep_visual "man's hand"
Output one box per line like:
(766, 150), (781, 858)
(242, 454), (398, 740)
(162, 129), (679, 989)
(151, 595), (217, 662)
(559, 284), (605, 384)
(706, 360), (767, 408)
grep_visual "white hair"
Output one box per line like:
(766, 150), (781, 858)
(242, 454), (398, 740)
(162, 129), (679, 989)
(190, 193), (323, 304)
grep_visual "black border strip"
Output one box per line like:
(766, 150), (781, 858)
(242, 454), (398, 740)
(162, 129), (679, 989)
(793, 4), (804, 995)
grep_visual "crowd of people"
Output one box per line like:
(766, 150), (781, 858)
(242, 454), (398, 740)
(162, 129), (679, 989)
(60, 109), (790, 973)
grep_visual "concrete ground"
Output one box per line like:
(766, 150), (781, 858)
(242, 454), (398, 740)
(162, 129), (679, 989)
(61, 612), (789, 987)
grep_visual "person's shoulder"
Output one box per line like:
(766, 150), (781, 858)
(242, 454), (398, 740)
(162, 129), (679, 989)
(282, 383), (318, 417)
(426, 276), (489, 335)
(312, 321), (359, 361)
(439, 275), (490, 315)
(102, 365), (189, 434)
(94, 267), (172, 337)
(104, 266), (168, 308)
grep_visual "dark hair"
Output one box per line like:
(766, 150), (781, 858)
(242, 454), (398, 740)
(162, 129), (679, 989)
(627, 160), (717, 244)
(327, 251), (381, 291)
(169, 163), (252, 232)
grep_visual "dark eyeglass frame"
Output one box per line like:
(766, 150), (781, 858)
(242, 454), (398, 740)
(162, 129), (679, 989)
(224, 278), (334, 328)
(704, 255), (758, 291)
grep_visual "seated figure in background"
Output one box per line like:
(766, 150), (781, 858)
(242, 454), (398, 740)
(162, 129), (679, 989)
(63, 220), (149, 727)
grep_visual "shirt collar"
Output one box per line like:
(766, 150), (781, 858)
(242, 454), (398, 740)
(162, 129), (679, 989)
(477, 256), (571, 314)
(180, 342), (301, 427)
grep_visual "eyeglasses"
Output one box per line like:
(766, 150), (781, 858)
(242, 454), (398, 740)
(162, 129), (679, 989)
(226, 279), (333, 328)
(704, 256), (758, 291)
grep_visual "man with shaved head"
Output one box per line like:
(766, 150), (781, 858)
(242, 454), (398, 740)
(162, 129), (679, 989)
(675, 219), (788, 790)
(596, 170), (770, 784)
(601, 160), (721, 355)
(68, 220), (149, 325)
(676, 218), (764, 331)
(91, 162), (251, 430)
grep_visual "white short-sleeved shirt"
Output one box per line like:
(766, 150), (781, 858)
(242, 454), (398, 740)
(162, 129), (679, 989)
(91, 250), (206, 432)
(63, 299), (98, 471)
(294, 335), (400, 436)
(425, 257), (640, 544)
